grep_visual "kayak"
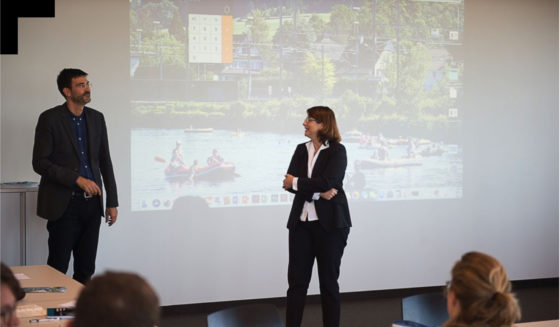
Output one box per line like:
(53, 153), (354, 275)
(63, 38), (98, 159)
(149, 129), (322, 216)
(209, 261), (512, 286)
(165, 162), (236, 181)
(420, 147), (446, 157)
(356, 158), (422, 169)
(184, 127), (214, 133)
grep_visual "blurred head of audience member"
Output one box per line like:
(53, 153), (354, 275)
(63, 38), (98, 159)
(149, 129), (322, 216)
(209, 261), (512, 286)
(69, 271), (159, 327)
(444, 252), (521, 327)
(1, 262), (24, 327)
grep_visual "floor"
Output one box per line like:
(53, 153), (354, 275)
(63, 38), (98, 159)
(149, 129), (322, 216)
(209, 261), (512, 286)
(160, 282), (559, 327)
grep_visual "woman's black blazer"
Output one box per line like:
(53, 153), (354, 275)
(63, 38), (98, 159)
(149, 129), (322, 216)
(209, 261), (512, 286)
(286, 141), (352, 230)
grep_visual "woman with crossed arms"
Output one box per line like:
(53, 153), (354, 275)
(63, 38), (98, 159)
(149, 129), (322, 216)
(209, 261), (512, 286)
(283, 106), (352, 327)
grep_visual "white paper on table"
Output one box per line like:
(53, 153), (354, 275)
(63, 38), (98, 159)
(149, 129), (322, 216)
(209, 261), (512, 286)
(14, 273), (30, 280)
(57, 300), (76, 308)
(16, 304), (46, 318)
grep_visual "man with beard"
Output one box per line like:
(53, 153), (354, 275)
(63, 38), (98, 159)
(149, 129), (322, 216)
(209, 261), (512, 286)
(32, 68), (118, 284)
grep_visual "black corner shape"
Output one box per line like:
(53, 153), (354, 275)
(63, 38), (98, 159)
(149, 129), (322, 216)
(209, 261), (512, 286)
(1, 0), (55, 55)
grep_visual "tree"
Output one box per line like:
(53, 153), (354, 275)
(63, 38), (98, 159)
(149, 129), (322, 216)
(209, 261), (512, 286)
(300, 52), (336, 96)
(248, 9), (270, 44)
(382, 40), (431, 118)
(130, 9), (139, 45)
(273, 20), (314, 50)
(327, 4), (356, 43)
(246, 10), (278, 69)
(169, 10), (185, 41)
(141, 33), (186, 68)
(308, 14), (326, 42)
(356, 0), (374, 36)
(135, 0), (180, 39)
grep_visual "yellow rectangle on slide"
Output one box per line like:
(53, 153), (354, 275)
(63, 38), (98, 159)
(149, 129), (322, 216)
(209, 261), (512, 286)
(222, 15), (233, 63)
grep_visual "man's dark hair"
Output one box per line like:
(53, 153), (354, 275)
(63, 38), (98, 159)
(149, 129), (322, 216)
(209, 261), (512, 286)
(1, 262), (25, 301)
(73, 271), (160, 327)
(56, 68), (88, 98)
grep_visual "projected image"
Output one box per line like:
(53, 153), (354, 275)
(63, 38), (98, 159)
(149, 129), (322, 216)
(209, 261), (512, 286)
(130, 0), (464, 211)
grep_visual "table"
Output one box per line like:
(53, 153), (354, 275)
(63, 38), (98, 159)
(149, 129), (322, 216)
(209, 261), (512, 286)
(11, 265), (83, 327)
(516, 321), (559, 327)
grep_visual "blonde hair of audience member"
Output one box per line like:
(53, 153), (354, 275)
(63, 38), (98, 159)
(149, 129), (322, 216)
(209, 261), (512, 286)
(68, 271), (159, 327)
(444, 252), (521, 327)
(1, 263), (24, 327)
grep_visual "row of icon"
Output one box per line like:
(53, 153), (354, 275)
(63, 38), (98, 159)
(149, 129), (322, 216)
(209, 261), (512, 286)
(346, 187), (462, 200)
(138, 193), (296, 209)
(204, 193), (295, 207)
(137, 187), (462, 209)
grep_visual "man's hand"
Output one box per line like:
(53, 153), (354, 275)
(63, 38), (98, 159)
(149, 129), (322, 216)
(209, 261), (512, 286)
(76, 176), (101, 196)
(320, 188), (338, 200)
(283, 174), (294, 190)
(105, 207), (118, 226)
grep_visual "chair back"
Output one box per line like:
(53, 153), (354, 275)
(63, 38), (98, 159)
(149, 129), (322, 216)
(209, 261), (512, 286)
(393, 320), (429, 327)
(207, 303), (284, 327)
(401, 292), (449, 327)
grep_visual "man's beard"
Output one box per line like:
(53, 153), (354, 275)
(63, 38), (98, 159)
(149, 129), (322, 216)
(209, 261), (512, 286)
(72, 92), (91, 105)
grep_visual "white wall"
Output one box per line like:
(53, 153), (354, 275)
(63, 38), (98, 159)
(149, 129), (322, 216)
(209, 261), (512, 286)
(1, 0), (557, 306)
(1, 0), (129, 185)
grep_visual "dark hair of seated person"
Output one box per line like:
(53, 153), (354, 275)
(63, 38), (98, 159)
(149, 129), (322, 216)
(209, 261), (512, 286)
(70, 271), (160, 327)
(1, 262), (25, 301)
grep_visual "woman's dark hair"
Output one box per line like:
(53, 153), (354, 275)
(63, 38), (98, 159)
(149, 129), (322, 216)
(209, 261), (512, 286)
(443, 252), (521, 327)
(307, 106), (341, 144)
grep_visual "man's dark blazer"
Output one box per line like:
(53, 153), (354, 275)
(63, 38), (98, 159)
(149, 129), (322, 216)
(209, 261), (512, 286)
(32, 103), (118, 220)
(286, 141), (352, 230)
